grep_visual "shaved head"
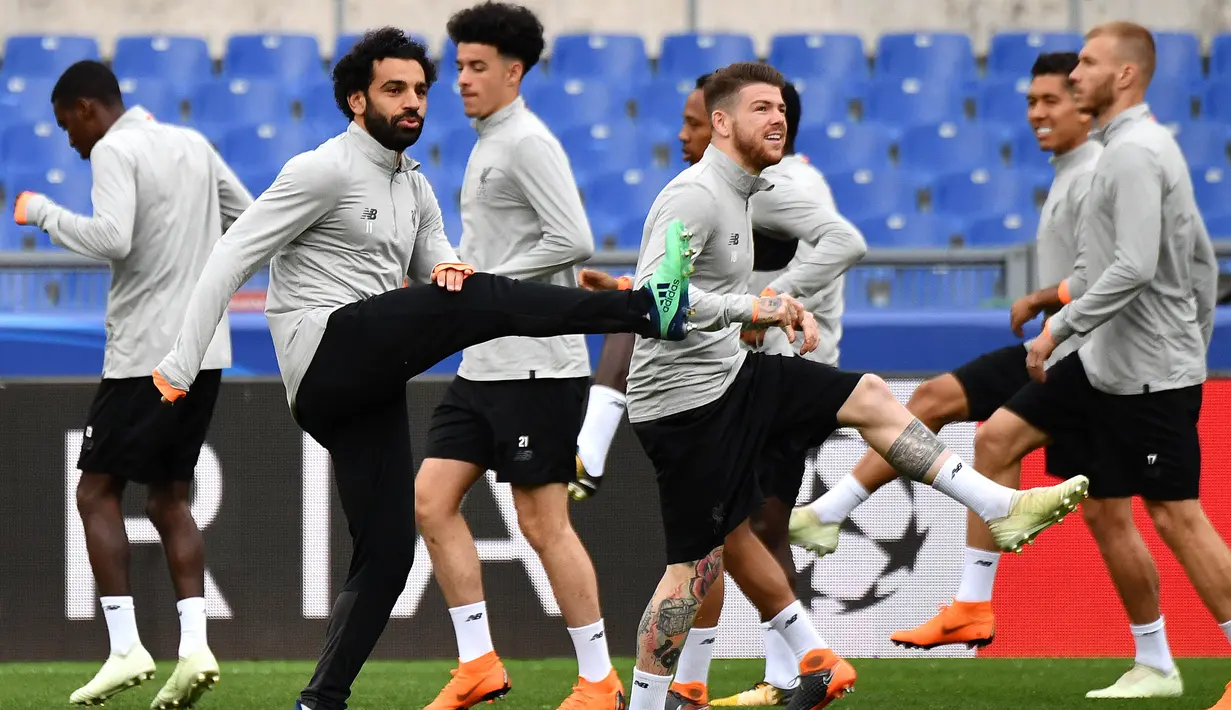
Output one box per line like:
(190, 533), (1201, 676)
(1085, 21), (1156, 84)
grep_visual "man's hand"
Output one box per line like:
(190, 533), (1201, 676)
(152, 369), (186, 405)
(431, 262), (475, 292)
(13, 191), (42, 226)
(577, 268), (632, 292)
(740, 328), (765, 348)
(1010, 292), (1045, 337)
(797, 310), (820, 355)
(749, 293), (809, 344)
(1025, 320), (1059, 382)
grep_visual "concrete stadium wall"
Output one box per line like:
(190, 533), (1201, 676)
(4, 0), (1231, 58)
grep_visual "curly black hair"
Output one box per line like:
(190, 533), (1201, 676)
(1031, 51), (1080, 82)
(332, 27), (437, 120)
(446, 2), (545, 73)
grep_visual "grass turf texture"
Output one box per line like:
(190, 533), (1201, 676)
(1, 658), (1229, 709)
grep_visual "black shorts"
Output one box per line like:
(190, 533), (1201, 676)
(1002, 352), (1201, 499)
(953, 344), (1090, 479)
(756, 447), (809, 506)
(77, 369), (222, 484)
(425, 376), (588, 486)
(633, 353), (864, 564)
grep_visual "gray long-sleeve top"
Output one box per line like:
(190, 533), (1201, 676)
(155, 122), (459, 410)
(1049, 104), (1218, 395)
(455, 96), (593, 381)
(23, 106), (251, 378)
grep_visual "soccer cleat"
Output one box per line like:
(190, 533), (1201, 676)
(665, 682), (710, 710)
(987, 475), (1089, 553)
(1085, 663), (1183, 698)
(1207, 681), (1231, 708)
(784, 649), (855, 710)
(890, 600), (995, 650)
(558, 669), (626, 710)
(568, 454), (602, 501)
(712, 681), (796, 706)
(150, 646), (220, 708)
(425, 651), (512, 710)
(787, 507), (840, 557)
(70, 645), (157, 706)
(642, 219), (696, 341)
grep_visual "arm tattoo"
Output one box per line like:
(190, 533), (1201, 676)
(635, 548), (722, 674)
(883, 418), (947, 482)
(751, 296), (783, 327)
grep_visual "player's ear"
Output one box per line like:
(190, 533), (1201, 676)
(347, 90), (366, 118)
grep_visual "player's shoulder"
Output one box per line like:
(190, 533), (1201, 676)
(510, 111), (567, 155)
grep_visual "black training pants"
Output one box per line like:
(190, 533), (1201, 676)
(293, 274), (654, 710)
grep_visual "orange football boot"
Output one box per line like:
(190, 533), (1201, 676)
(558, 669), (626, 710)
(790, 649), (856, 709)
(890, 600), (995, 650)
(1207, 681), (1231, 709)
(424, 651), (511, 710)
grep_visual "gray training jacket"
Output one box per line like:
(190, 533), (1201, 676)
(156, 122), (459, 409)
(23, 106), (251, 379)
(455, 96), (594, 382)
(1049, 104), (1219, 395)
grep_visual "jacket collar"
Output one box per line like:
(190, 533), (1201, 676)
(1091, 103), (1152, 145)
(346, 121), (419, 173)
(475, 95), (525, 136)
(700, 144), (774, 197)
(1050, 139), (1101, 171)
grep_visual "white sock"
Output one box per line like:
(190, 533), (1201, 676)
(672, 626), (717, 685)
(176, 597), (208, 658)
(809, 475), (871, 524)
(929, 454), (1014, 522)
(953, 547), (1001, 603)
(1130, 617), (1175, 674)
(761, 622), (800, 690)
(449, 601), (495, 662)
(567, 619), (613, 683)
(577, 385), (626, 477)
(769, 600), (827, 662)
(100, 596), (140, 655)
(1220, 618), (1231, 645)
(629, 668), (673, 710)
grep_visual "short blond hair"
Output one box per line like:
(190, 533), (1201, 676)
(1086, 21), (1156, 82)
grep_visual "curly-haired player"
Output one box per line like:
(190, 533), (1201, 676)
(414, 4), (627, 710)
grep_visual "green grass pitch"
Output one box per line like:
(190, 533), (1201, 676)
(2, 658), (1229, 709)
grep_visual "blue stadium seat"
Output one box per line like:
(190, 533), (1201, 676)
(112, 35), (213, 94)
(524, 80), (623, 132)
(791, 76), (858, 126)
(1204, 210), (1231, 237)
(558, 121), (648, 183)
(1192, 166), (1231, 213)
(637, 120), (687, 171)
(435, 125), (477, 171)
(855, 212), (965, 248)
(117, 77), (181, 123)
(965, 212), (1040, 246)
(874, 33), (975, 80)
(440, 206), (463, 249)
(933, 168), (1036, 218)
(234, 165), (281, 197)
(297, 78), (348, 133)
(865, 77), (966, 129)
(1008, 124), (1052, 169)
(426, 81), (468, 128)
(588, 211), (627, 251)
(634, 77), (698, 130)
(977, 76), (1031, 126)
(1, 120), (78, 172)
(795, 122), (893, 173)
(768, 33), (868, 80)
(550, 34), (650, 86)
(223, 34), (326, 88)
(2, 35), (100, 78)
(657, 33), (757, 83)
(1212, 34), (1231, 79)
(1174, 121), (1230, 169)
(0, 75), (57, 125)
(423, 163), (467, 215)
(825, 168), (921, 220)
(583, 167), (674, 223)
(221, 122), (333, 170)
(1204, 80), (1231, 123)
(1152, 31), (1203, 88)
(1145, 82), (1196, 128)
(986, 31), (1083, 79)
(189, 78), (292, 127)
(5, 165), (92, 215)
(899, 122), (1006, 176)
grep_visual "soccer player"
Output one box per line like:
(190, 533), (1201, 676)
(608, 62), (1088, 710)
(11, 61), (252, 708)
(790, 50), (1127, 654)
(413, 4), (623, 709)
(150, 29), (694, 710)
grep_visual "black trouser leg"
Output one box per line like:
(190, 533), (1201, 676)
(297, 393), (416, 710)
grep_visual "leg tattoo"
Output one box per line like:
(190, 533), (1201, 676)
(637, 548), (723, 673)
(884, 418), (948, 482)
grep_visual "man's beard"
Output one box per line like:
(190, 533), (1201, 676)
(733, 122), (782, 171)
(1082, 79), (1116, 119)
(365, 102), (424, 153)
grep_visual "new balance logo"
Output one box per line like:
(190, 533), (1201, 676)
(634, 681), (649, 689)
(361, 207), (377, 234)
(728, 233), (740, 245)
(699, 637), (715, 645)
(466, 613), (484, 622)
(361, 208), (378, 220)
(590, 631), (605, 641)
(974, 560), (994, 567)
(951, 462), (962, 479)
(104, 605), (120, 611)
(784, 613), (798, 628)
